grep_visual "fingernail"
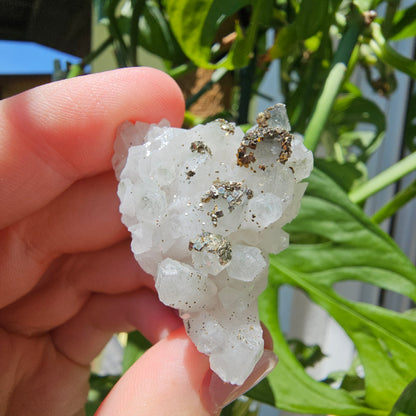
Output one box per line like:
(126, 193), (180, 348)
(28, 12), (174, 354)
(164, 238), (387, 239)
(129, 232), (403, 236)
(201, 349), (278, 414)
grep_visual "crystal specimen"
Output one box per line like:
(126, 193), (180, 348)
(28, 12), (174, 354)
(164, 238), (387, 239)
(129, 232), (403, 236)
(113, 104), (313, 385)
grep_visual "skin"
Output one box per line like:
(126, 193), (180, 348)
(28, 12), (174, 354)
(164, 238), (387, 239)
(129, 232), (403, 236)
(0, 68), (277, 416)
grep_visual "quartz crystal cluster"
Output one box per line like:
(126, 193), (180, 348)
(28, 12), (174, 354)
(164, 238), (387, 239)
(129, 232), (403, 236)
(113, 104), (313, 385)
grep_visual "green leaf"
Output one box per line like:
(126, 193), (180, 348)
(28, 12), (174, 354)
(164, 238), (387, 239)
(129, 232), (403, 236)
(389, 377), (416, 416)
(227, 0), (273, 69)
(221, 397), (259, 416)
(352, 0), (373, 11)
(117, 1), (186, 63)
(328, 94), (386, 161)
(86, 374), (120, 415)
(268, 24), (298, 59)
(287, 339), (326, 368)
(139, 1), (186, 63)
(255, 168), (416, 414)
(165, 0), (250, 68)
(296, 0), (329, 40)
(339, 374), (366, 398)
(245, 377), (275, 406)
(122, 331), (152, 373)
(269, 0), (341, 59)
(404, 92), (416, 152)
(256, 283), (382, 415)
(389, 4), (416, 41)
(314, 158), (366, 192)
(324, 357), (367, 400)
(165, 0), (273, 69)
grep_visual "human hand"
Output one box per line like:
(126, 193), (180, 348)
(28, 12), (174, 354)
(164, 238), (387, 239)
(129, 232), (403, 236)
(0, 68), (277, 416)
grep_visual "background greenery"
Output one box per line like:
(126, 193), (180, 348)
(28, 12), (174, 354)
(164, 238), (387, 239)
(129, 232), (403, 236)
(74, 1), (416, 415)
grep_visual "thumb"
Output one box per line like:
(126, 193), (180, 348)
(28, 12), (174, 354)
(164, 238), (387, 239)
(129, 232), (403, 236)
(96, 327), (277, 416)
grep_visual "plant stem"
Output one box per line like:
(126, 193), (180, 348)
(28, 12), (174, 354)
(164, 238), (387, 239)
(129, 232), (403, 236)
(237, 51), (257, 125)
(370, 23), (416, 79)
(107, 0), (129, 67)
(372, 179), (416, 224)
(167, 62), (196, 79)
(349, 151), (416, 204)
(66, 36), (113, 78)
(303, 8), (363, 152)
(82, 36), (113, 67)
(381, 0), (400, 39)
(290, 44), (324, 132)
(129, 0), (146, 66)
(66, 64), (83, 78)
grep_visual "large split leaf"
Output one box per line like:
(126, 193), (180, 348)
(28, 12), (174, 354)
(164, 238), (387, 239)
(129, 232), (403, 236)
(249, 169), (416, 415)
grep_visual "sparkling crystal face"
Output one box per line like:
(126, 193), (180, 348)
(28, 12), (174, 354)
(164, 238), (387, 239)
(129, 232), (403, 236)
(113, 104), (313, 385)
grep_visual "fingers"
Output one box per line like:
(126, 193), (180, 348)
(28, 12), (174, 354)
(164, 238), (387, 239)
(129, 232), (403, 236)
(51, 289), (181, 365)
(0, 240), (153, 334)
(96, 327), (212, 416)
(0, 171), (128, 307)
(20, 171), (126, 255)
(72, 239), (154, 295)
(0, 330), (90, 416)
(0, 67), (185, 228)
(96, 327), (278, 416)
(201, 349), (278, 415)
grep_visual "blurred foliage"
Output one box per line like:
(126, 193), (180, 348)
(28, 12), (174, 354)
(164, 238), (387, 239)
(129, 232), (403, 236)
(81, 0), (416, 415)
(251, 169), (416, 414)
(388, 376), (416, 416)
(85, 374), (120, 415)
(287, 339), (326, 368)
(221, 397), (260, 416)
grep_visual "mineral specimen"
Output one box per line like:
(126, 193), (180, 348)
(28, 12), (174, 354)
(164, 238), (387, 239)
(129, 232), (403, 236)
(113, 104), (313, 385)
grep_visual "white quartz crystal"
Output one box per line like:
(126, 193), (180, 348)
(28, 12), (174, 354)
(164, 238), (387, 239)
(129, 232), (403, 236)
(113, 104), (313, 385)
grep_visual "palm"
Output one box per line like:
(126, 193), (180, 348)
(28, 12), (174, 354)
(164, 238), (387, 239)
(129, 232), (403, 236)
(1, 330), (90, 415)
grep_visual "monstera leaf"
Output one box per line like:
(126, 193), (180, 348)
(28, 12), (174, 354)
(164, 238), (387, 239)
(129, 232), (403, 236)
(248, 168), (416, 415)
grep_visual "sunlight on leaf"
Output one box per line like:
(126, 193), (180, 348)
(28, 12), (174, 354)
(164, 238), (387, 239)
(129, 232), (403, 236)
(389, 4), (416, 41)
(165, 0), (244, 68)
(165, 0), (273, 69)
(252, 169), (416, 415)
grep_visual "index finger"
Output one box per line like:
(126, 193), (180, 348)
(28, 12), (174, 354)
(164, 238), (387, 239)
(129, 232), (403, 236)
(0, 67), (185, 228)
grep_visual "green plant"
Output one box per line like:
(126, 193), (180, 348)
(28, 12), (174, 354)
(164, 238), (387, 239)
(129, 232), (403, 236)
(81, 1), (416, 415)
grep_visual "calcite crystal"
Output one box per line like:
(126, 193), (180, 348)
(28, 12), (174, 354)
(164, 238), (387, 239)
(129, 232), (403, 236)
(113, 104), (313, 385)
